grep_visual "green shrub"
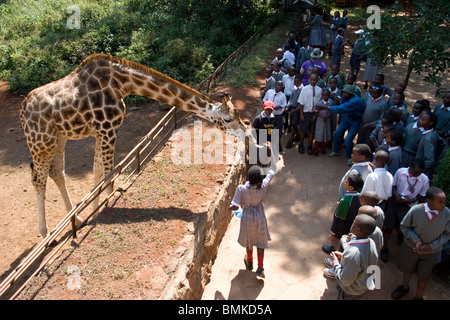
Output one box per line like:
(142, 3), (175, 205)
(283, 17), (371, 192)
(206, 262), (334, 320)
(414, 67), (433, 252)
(434, 147), (450, 207)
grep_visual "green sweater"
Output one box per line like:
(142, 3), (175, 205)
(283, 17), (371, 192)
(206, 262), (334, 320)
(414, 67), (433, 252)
(400, 204), (450, 254)
(415, 129), (441, 169)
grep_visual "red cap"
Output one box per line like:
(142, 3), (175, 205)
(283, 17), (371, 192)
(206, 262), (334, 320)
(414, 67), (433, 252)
(263, 100), (274, 110)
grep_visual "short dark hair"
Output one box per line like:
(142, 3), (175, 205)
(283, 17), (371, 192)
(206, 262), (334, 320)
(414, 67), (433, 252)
(426, 186), (444, 200)
(347, 170), (364, 192)
(411, 158), (426, 170)
(374, 150), (390, 166)
(248, 166), (263, 189)
(354, 144), (372, 160)
(388, 129), (403, 146)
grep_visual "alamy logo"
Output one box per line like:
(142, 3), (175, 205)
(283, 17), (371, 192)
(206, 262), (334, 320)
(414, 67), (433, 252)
(66, 5), (81, 29)
(366, 5), (381, 30)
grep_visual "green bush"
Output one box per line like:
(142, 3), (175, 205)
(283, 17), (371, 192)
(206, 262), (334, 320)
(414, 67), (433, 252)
(0, 0), (277, 95)
(434, 147), (450, 207)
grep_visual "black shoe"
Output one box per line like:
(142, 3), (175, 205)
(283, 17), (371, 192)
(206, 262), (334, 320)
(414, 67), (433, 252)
(244, 255), (253, 271)
(391, 285), (409, 300)
(307, 145), (313, 155)
(255, 267), (265, 278)
(380, 247), (389, 263)
(286, 139), (294, 149)
(298, 145), (305, 154)
(313, 149), (319, 156)
(293, 135), (300, 142)
(322, 245), (335, 254)
(279, 144), (283, 152)
(321, 149), (327, 154)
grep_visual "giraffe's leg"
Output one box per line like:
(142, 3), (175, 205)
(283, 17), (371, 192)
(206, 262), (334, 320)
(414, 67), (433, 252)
(92, 135), (116, 216)
(30, 154), (53, 238)
(48, 136), (82, 227)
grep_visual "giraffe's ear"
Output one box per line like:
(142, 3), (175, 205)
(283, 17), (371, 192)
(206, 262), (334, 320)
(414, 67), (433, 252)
(220, 92), (234, 111)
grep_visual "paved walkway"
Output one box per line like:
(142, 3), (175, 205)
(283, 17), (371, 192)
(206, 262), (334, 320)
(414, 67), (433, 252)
(202, 142), (450, 300)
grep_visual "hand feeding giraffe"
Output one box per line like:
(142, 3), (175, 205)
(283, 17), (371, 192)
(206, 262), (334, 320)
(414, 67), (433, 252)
(20, 54), (249, 238)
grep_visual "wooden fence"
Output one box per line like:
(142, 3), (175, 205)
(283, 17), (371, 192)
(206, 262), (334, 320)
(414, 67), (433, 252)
(0, 13), (281, 300)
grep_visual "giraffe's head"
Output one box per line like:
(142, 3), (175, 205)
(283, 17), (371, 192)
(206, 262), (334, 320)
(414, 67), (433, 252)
(210, 93), (248, 134)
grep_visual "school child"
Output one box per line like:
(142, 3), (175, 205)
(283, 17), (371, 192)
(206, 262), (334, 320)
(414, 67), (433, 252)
(346, 33), (366, 81)
(433, 91), (450, 139)
(385, 129), (404, 175)
(284, 33), (300, 62)
(263, 81), (287, 151)
(313, 89), (332, 155)
(415, 110), (441, 179)
(328, 214), (379, 300)
(282, 66), (297, 132)
(345, 73), (361, 97)
(271, 61), (285, 83)
(229, 143), (281, 279)
(283, 43), (296, 67)
(336, 205), (384, 259)
(332, 28), (345, 67)
(375, 74), (394, 99)
(286, 76), (303, 149)
(388, 92), (409, 125)
(308, 66), (325, 88)
(360, 190), (385, 229)
(341, 10), (349, 40)
(252, 101), (276, 145)
(329, 11), (342, 55)
(322, 170), (363, 254)
(328, 86), (366, 164)
(387, 83), (407, 107)
(297, 73), (322, 155)
(271, 48), (291, 74)
(326, 64), (343, 91)
(261, 67), (275, 99)
(358, 81), (388, 151)
(361, 150), (393, 211)
(392, 187), (450, 300)
(381, 158), (429, 263)
(337, 144), (373, 197)
(296, 37), (313, 71)
(326, 77), (341, 138)
(370, 116), (394, 151)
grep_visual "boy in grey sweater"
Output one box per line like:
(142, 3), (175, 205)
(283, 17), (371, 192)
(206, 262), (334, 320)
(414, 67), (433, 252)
(329, 213), (379, 300)
(392, 186), (450, 300)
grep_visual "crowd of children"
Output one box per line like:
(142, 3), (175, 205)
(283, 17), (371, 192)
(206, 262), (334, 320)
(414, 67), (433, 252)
(245, 9), (450, 300)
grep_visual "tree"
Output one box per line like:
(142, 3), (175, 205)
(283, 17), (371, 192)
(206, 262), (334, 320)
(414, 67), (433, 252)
(361, 0), (449, 96)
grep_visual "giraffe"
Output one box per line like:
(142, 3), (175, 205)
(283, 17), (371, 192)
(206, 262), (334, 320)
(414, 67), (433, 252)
(20, 53), (248, 238)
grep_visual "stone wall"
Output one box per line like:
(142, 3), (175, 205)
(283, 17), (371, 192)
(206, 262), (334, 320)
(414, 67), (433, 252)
(160, 142), (248, 300)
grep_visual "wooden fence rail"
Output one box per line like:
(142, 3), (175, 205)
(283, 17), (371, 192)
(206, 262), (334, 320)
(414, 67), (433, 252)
(0, 12), (280, 299)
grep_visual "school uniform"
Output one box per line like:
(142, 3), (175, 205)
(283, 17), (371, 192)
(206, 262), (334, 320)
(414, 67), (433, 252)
(384, 167), (429, 230)
(405, 114), (419, 127)
(334, 238), (379, 299)
(283, 50), (296, 66)
(264, 76), (275, 93)
(338, 162), (373, 198)
(287, 85), (303, 126)
(296, 46), (313, 70)
(297, 84), (322, 134)
(402, 121), (423, 167)
(362, 168), (393, 208)
(397, 203), (450, 281)
(330, 191), (360, 241)
(314, 98), (332, 142)
(329, 17), (342, 44)
(363, 57), (380, 82)
(387, 145), (402, 176)
(341, 226), (384, 256)
(358, 93), (387, 147)
(332, 34), (344, 66)
(271, 71), (285, 83)
(282, 74), (295, 100)
(271, 57), (291, 74)
(327, 75), (343, 90)
(415, 128), (441, 176)
(232, 170), (275, 249)
(433, 103), (450, 136)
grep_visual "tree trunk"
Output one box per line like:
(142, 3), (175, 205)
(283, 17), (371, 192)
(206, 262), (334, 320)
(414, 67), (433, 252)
(403, 48), (416, 89)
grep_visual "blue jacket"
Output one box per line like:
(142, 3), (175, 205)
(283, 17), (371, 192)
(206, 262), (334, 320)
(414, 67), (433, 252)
(329, 95), (365, 120)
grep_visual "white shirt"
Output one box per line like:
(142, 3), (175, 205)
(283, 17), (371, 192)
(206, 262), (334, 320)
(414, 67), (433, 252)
(282, 74), (295, 97)
(263, 89), (287, 116)
(361, 168), (393, 201)
(297, 84), (322, 113)
(283, 50), (296, 66)
(392, 167), (429, 206)
(424, 203), (440, 220)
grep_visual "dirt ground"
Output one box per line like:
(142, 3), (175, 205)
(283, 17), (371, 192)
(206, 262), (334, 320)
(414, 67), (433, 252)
(0, 16), (448, 300)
